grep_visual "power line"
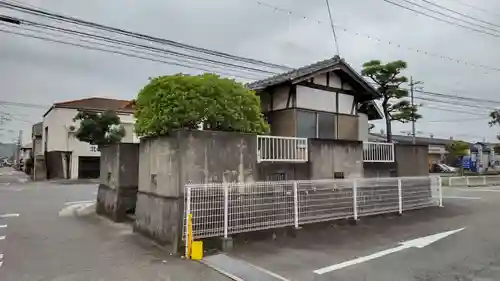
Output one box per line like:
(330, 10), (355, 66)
(0, 100), (48, 109)
(0, 0), (292, 71)
(367, 80), (500, 107)
(0, 26), (263, 80)
(0, 20), (269, 80)
(414, 89), (500, 105)
(380, 0), (500, 38)
(391, 0), (500, 35)
(414, 96), (498, 110)
(417, 0), (500, 29)
(421, 116), (489, 123)
(438, 0), (500, 18)
(252, 0), (500, 74)
(423, 105), (483, 115)
(12, 17), (278, 76)
(324, 0), (340, 56)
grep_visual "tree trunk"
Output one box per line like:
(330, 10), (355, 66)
(459, 156), (464, 176)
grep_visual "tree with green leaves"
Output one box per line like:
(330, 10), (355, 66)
(446, 140), (470, 175)
(73, 110), (126, 146)
(489, 110), (500, 130)
(361, 60), (422, 142)
(134, 73), (269, 137)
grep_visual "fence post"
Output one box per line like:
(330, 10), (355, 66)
(293, 181), (299, 229)
(185, 185), (191, 258)
(391, 143), (395, 162)
(466, 176), (470, 186)
(223, 182), (229, 239)
(438, 176), (443, 207)
(352, 180), (358, 221)
(397, 179), (403, 215)
(483, 176), (487, 185)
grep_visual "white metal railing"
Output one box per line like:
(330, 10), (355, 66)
(257, 135), (308, 163)
(363, 142), (395, 163)
(183, 176), (442, 250)
(448, 175), (500, 187)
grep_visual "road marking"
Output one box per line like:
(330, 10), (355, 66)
(64, 200), (95, 205)
(0, 214), (19, 218)
(0, 225), (6, 228)
(0, 236), (5, 240)
(452, 188), (500, 192)
(313, 228), (465, 275)
(59, 202), (95, 217)
(443, 196), (482, 200)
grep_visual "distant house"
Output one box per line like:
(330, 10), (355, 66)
(369, 133), (454, 165)
(42, 97), (137, 180)
(20, 142), (32, 161)
(247, 56), (383, 142)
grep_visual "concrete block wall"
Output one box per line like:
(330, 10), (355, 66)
(134, 130), (258, 252)
(309, 139), (364, 179)
(96, 143), (139, 222)
(395, 144), (429, 177)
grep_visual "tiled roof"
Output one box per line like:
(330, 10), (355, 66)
(246, 56), (380, 100)
(54, 97), (133, 112)
(369, 133), (456, 145)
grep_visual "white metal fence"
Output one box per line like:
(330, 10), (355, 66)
(448, 175), (500, 187)
(363, 142), (395, 163)
(184, 176), (441, 244)
(257, 135), (308, 163)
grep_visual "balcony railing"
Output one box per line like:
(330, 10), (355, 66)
(363, 142), (395, 163)
(257, 135), (308, 163)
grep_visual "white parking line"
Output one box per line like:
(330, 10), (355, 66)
(0, 214), (19, 218)
(443, 196), (482, 200)
(0, 236), (5, 240)
(452, 188), (500, 192)
(0, 225), (6, 228)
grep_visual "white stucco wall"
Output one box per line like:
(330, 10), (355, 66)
(271, 85), (290, 110)
(43, 107), (138, 179)
(358, 113), (369, 141)
(296, 86), (354, 114)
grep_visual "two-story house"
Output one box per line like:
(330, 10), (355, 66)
(42, 97), (138, 179)
(247, 56), (383, 141)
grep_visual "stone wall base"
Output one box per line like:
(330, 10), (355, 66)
(96, 184), (137, 222)
(133, 192), (183, 253)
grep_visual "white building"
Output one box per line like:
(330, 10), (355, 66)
(42, 97), (138, 179)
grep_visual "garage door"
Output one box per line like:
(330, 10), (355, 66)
(78, 156), (100, 179)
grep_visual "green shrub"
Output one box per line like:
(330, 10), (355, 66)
(134, 74), (269, 137)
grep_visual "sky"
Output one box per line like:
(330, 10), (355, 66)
(0, 0), (500, 144)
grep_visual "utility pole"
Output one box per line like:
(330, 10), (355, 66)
(409, 77), (423, 144)
(15, 130), (22, 169)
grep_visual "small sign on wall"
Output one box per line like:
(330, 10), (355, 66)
(90, 145), (98, 152)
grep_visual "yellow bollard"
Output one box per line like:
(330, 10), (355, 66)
(187, 213), (193, 259)
(191, 240), (204, 260)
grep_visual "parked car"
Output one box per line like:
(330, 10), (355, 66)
(440, 164), (457, 173)
(430, 163), (455, 173)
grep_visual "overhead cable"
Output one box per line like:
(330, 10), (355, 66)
(0, 0), (292, 71)
(253, 0), (500, 74)
(0, 26), (262, 81)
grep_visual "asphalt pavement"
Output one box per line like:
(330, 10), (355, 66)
(214, 186), (500, 281)
(3, 165), (500, 281)
(0, 167), (228, 281)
